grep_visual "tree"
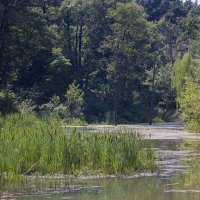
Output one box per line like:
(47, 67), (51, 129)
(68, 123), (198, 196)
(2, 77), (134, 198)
(0, 0), (55, 90)
(172, 53), (192, 97)
(65, 82), (84, 119)
(1, 0), (200, 124)
(177, 59), (200, 131)
(60, 0), (91, 77)
(102, 2), (150, 124)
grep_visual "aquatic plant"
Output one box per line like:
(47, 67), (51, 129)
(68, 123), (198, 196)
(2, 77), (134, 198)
(0, 114), (155, 189)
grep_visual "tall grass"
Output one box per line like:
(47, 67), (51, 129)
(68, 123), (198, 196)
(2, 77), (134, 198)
(0, 114), (155, 189)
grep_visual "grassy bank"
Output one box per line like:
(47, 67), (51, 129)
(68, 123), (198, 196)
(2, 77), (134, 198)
(0, 114), (155, 189)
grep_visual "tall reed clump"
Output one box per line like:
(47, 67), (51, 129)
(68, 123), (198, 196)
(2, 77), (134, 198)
(63, 131), (156, 175)
(0, 114), (155, 188)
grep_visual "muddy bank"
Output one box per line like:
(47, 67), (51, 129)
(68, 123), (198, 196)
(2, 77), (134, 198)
(65, 123), (200, 140)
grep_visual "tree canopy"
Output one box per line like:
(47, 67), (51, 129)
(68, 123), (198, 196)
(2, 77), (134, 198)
(0, 0), (200, 125)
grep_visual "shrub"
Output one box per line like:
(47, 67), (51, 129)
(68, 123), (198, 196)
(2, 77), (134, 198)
(65, 82), (84, 119)
(39, 95), (68, 119)
(178, 61), (200, 132)
(0, 90), (17, 115)
(39, 83), (84, 123)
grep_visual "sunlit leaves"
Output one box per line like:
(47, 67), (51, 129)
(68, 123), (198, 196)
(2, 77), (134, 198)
(178, 60), (200, 132)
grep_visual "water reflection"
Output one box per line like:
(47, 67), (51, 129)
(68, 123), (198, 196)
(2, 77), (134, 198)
(6, 138), (200, 200)
(15, 176), (200, 200)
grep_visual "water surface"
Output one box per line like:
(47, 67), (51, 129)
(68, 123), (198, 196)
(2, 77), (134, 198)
(3, 124), (200, 200)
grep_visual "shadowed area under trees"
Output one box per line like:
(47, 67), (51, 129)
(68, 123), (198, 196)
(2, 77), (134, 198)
(0, 0), (200, 126)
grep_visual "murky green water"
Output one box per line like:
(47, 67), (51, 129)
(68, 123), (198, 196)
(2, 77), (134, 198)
(3, 130), (200, 200)
(13, 175), (200, 200)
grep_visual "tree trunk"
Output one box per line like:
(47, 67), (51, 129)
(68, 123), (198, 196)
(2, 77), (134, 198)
(66, 16), (72, 54)
(114, 52), (121, 126)
(74, 24), (79, 70)
(149, 64), (156, 125)
(78, 22), (83, 70)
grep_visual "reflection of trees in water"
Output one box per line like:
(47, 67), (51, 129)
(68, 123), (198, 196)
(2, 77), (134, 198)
(172, 140), (200, 191)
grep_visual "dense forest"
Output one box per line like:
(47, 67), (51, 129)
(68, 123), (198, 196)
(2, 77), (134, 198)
(0, 0), (200, 128)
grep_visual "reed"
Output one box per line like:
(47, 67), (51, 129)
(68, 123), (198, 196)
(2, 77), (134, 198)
(0, 114), (155, 189)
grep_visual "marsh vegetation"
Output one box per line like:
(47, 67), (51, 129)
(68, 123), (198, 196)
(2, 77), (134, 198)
(0, 114), (155, 190)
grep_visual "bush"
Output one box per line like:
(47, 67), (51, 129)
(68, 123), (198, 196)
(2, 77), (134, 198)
(152, 117), (165, 123)
(65, 82), (84, 119)
(0, 90), (17, 115)
(39, 82), (84, 123)
(17, 99), (36, 115)
(39, 95), (68, 119)
(178, 61), (200, 132)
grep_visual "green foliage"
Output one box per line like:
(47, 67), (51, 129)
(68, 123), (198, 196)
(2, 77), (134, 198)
(172, 52), (200, 132)
(177, 60), (200, 132)
(67, 118), (87, 126)
(65, 82), (84, 119)
(39, 95), (67, 119)
(50, 48), (71, 68)
(172, 53), (192, 96)
(152, 117), (165, 123)
(0, 0), (200, 123)
(39, 83), (84, 122)
(179, 15), (200, 40)
(17, 99), (36, 115)
(0, 90), (16, 115)
(189, 25), (200, 55)
(136, 0), (190, 22)
(101, 2), (151, 123)
(0, 114), (155, 189)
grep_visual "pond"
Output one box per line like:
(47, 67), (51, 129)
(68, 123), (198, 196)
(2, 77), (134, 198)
(2, 124), (200, 200)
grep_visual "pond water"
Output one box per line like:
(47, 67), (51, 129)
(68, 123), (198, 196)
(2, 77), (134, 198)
(14, 176), (200, 200)
(2, 125), (200, 200)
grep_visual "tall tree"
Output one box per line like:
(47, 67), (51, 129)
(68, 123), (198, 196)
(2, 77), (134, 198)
(102, 2), (150, 124)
